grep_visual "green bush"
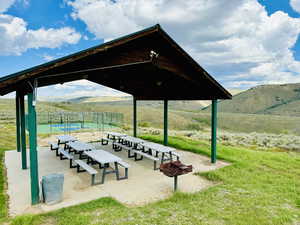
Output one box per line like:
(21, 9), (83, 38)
(185, 123), (202, 131)
(121, 124), (131, 131)
(138, 121), (150, 127)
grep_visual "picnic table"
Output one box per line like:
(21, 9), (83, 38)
(121, 136), (145, 149)
(57, 135), (77, 145)
(101, 132), (127, 145)
(141, 142), (176, 153)
(85, 149), (123, 164)
(105, 131), (127, 140)
(141, 142), (179, 163)
(66, 141), (95, 158)
(84, 150), (129, 184)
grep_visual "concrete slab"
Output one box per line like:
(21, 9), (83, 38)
(5, 143), (229, 216)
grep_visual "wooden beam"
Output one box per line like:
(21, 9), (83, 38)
(39, 60), (153, 80)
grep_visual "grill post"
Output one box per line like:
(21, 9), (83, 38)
(160, 161), (192, 192)
(174, 175), (178, 191)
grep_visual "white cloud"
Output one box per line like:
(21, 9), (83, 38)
(67, 88), (128, 98)
(67, 80), (99, 87)
(0, 0), (15, 13)
(68, 0), (300, 89)
(0, 14), (81, 55)
(0, 0), (81, 56)
(42, 54), (55, 61)
(53, 80), (99, 90)
(40, 80), (128, 97)
(291, 0), (300, 13)
(0, 0), (30, 13)
(53, 84), (76, 90)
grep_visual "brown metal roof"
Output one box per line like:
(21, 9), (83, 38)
(0, 24), (231, 100)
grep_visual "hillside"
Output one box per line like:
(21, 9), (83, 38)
(65, 96), (131, 103)
(62, 96), (210, 111)
(204, 83), (300, 117)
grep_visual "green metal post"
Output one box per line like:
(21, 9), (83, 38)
(15, 92), (21, 152)
(133, 97), (137, 137)
(28, 92), (39, 204)
(211, 100), (218, 163)
(163, 100), (168, 146)
(20, 94), (27, 170)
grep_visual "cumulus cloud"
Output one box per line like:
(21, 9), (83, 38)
(0, 0), (15, 13)
(42, 54), (55, 61)
(53, 80), (99, 90)
(68, 0), (300, 88)
(45, 80), (128, 97)
(291, 0), (300, 13)
(0, 14), (81, 55)
(0, 0), (81, 56)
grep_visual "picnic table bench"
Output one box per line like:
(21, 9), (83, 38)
(58, 148), (76, 168)
(49, 142), (59, 150)
(48, 141), (60, 156)
(74, 159), (98, 185)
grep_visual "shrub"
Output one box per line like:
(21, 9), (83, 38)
(138, 121), (150, 127)
(185, 123), (202, 131)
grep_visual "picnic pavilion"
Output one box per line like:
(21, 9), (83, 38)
(0, 24), (232, 206)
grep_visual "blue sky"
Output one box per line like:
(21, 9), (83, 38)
(1, 0), (300, 98)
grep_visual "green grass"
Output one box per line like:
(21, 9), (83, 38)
(0, 123), (16, 151)
(0, 134), (297, 225)
(0, 151), (7, 221)
(178, 111), (300, 135)
(0, 121), (15, 223)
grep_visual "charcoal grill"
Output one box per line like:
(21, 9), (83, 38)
(160, 161), (192, 191)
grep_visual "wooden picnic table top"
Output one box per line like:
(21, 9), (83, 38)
(141, 142), (176, 153)
(57, 135), (77, 143)
(84, 150), (123, 164)
(105, 132), (127, 137)
(66, 141), (95, 152)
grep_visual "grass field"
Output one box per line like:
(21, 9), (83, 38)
(0, 127), (299, 224)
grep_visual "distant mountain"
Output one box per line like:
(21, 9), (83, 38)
(61, 96), (210, 111)
(0, 88), (242, 113)
(63, 96), (131, 103)
(204, 83), (300, 117)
